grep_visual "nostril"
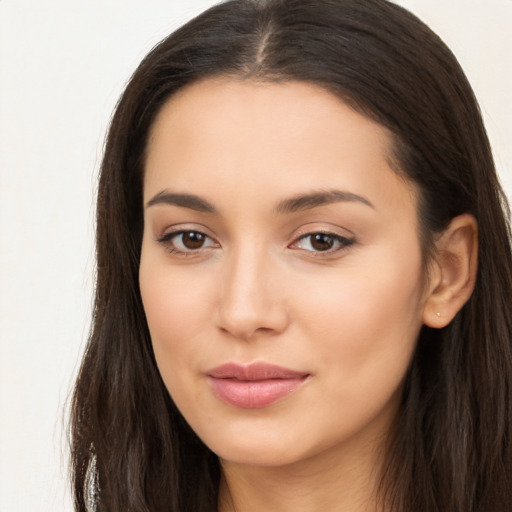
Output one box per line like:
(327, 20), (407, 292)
(217, 316), (286, 341)
(255, 327), (273, 333)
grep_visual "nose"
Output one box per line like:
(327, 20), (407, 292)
(216, 246), (289, 341)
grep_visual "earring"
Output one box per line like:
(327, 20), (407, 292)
(436, 312), (441, 317)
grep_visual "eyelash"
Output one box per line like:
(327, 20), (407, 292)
(156, 229), (355, 257)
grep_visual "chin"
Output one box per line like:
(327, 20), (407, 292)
(197, 424), (308, 468)
(215, 442), (305, 468)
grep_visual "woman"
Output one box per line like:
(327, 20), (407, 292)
(70, 0), (512, 511)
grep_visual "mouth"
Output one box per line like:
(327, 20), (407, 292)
(206, 362), (310, 409)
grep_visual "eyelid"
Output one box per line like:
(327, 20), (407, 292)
(157, 230), (215, 244)
(291, 223), (355, 243)
(155, 222), (215, 241)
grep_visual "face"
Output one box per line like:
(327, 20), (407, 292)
(139, 79), (429, 469)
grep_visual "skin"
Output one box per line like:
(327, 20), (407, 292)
(139, 78), (475, 512)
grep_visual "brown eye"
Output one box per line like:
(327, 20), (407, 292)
(157, 230), (217, 254)
(181, 231), (206, 249)
(310, 233), (335, 251)
(292, 232), (354, 254)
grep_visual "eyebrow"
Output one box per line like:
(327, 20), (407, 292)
(145, 191), (217, 213)
(274, 189), (374, 214)
(145, 188), (374, 215)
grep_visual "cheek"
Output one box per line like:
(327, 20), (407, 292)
(295, 252), (425, 387)
(139, 257), (215, 382)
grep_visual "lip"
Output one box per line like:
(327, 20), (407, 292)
(207, 363), (310, 409)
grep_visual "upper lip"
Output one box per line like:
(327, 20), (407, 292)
(207, 362), (309, 381)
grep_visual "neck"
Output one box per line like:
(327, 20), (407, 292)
(218, 432), (388, 512)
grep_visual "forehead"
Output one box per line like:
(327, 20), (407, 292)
(143, 78), (416, 218)
(147, 78), (392, 158)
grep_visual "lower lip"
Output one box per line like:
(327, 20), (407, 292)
(208, 376), (308, 409)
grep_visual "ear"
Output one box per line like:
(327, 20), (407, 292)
(422, 214), (478, 328)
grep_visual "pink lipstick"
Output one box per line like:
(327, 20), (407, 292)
(207, 363), (309, 409)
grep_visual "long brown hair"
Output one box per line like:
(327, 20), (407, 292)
(71, 1), (512, 510)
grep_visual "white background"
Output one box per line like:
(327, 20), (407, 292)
(0, 1), (510, 511)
